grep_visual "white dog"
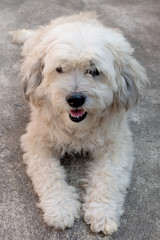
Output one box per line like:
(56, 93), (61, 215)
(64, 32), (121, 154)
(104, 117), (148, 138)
(12, 12), (148, 234)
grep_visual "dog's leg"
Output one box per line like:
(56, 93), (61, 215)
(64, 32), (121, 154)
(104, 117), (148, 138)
(21, 132), (80, 229)
(83, 139), (134, 234)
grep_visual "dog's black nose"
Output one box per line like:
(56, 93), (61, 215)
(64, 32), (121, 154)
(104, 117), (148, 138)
(66, 93), (86, 108)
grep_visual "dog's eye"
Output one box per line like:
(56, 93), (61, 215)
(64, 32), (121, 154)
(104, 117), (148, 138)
(85, 68), (100, 77)
(93, 68), (100, 77)
(56, 67), (63, 74)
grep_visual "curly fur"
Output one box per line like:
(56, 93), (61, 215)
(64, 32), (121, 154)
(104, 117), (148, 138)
(13, 12), (148, 234)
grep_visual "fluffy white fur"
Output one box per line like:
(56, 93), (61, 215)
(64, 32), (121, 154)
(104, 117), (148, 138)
(13, 12), (148, 234)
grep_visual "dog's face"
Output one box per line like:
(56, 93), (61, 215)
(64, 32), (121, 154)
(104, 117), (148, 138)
(41, 32), (115, 127)
(21, 15), (148, 129)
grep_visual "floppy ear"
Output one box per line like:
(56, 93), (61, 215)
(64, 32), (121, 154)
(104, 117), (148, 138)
(112, 41), (149, 110)
(21, 53), (44, 104)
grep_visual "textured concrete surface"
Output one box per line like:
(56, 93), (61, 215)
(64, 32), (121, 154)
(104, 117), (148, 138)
(0, 0), (160, 239)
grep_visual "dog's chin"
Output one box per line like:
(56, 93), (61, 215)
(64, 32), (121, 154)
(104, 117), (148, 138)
(69, 109), (87, 123)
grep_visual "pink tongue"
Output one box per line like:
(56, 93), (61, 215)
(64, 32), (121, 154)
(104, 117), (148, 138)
(70, 109), (85, 118)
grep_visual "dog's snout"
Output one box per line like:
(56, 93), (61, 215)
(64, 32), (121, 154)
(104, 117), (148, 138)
(66, 93), (86, 108)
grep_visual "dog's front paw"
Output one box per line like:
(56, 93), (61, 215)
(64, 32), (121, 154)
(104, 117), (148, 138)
(38, 187), (81, 229)
(83, 202), (119, 234)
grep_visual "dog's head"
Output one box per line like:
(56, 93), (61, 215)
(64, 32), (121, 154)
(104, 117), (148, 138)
(21, 13), (149, 128)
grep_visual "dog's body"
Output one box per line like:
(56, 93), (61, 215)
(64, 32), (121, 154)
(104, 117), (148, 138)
(13, 12), (148, 234)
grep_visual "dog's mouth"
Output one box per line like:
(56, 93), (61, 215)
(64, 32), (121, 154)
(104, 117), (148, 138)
(69, 109), (87, 123)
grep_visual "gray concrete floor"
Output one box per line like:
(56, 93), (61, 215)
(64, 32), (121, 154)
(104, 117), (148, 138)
(0, 0), (160, 239)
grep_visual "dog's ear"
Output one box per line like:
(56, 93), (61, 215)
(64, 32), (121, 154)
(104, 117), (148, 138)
(21, 53), (44, 105)
(111, 38), (149, 111)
